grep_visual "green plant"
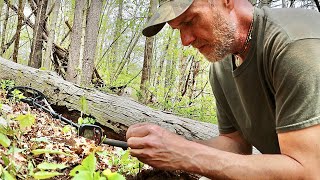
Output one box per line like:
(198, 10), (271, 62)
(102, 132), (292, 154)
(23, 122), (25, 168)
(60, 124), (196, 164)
(10, 89), (25, 102)
(97, 149), (143, 176)
(0, 80), (15, 90)
(70, 152), (125, 180)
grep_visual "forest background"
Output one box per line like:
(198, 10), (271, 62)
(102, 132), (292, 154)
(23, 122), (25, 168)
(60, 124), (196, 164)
(0, 0), (319, 125)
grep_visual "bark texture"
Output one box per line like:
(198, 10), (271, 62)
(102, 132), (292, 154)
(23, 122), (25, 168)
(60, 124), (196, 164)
(29, 0), (48, 68)
(81, 0), (103, 86)
(12, 0), (24, 63)
(0, 57), (219, 140)
(43, 0), (60, 69)
(66, 0), (86, 84)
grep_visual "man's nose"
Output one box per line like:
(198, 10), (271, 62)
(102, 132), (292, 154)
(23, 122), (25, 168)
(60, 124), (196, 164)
(180, 30), (195, 46)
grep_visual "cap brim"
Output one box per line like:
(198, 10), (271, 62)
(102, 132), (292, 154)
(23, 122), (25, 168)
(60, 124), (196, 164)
(142, 0), (193, 37)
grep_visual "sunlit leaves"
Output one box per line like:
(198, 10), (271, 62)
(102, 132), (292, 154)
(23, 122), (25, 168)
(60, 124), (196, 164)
(15, 113), (35, 130)
(0, 133), (11, 148)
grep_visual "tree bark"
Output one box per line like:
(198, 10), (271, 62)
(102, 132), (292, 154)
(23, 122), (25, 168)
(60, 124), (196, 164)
(13, 0), (25, 63)
(29, 0), (48, 68)
(1, 0), (10, 56)
(43, 0), (60, 69)
(66, 0), (86, 84)
(140, 0), (157, 103)
(0, 57), (218, 140)
(81, 0), (103, 86)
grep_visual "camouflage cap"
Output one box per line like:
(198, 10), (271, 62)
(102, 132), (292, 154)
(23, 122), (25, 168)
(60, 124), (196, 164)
(142, 0), (193, 37)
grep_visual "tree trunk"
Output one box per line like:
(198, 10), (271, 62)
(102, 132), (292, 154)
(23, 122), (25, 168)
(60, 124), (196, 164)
(66, 0), (86, 84)
(154, 30), (173, 91)
(43, 0), (60, 69)
(1, 0), (10, 56)
(0, 57), (218, 141)
(259, 0), (272, 7)
(29, 0), (48, 68)
(282, 0), (287, 8)
(13, 0), (25, 63)
(81, 0), (103, 86)
(140, 0), (157, 103)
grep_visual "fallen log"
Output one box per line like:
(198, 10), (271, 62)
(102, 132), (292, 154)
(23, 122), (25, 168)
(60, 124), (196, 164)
(0, 57), (218, 140)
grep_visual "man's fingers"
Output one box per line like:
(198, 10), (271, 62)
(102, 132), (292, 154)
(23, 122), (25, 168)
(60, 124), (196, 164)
(127, 137), (146, 149)
(126, 123), (153, 140)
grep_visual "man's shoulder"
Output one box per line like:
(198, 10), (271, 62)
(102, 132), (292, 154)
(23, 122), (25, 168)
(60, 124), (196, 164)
(262, 7), (320, 41)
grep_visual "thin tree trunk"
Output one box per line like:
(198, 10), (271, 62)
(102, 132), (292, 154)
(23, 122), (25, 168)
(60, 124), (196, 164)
(314, 0), (320, 12)
(43, 0), (60, 69)
(29, 0), (48, 68)
(140, 0), (157, 103)
(13, 0), (25, 63)
(188, 60), (200, 104)
(113, 32), (142, 82)
(1, 0), (10, 56)
(154, 30), (173, 90)
(81, 0), (103, 86)
(66, 0), (86, 83)
(259, 0), (272, 7)
(282, 0), (287, 8)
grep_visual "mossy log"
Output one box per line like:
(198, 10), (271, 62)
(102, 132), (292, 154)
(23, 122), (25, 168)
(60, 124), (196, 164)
(0, 57), (218, 141)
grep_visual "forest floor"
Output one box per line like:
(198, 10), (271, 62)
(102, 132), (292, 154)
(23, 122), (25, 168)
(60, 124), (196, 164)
(0, 88), (199, 180)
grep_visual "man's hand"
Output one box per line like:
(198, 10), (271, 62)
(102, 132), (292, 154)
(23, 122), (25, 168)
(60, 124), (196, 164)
(126, 123), (194, 170)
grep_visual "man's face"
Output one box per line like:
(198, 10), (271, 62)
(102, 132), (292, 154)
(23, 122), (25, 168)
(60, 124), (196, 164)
(168, 0), (235, 62)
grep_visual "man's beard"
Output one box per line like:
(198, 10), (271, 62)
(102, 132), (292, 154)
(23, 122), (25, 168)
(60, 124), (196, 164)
(194, 10), (236, 62)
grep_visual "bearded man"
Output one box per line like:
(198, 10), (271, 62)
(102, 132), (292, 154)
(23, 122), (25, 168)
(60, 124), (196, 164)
(126, 0), (320, 179)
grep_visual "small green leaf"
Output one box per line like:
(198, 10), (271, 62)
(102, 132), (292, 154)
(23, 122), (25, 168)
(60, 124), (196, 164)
(28, 161), (34, 176)
(7, 146), (25, 154)
(62, 125), (72, 133)
(102, 169), (125, 180)
(81, 153), (96, 173)
(79, 96), (88, 114)
(0, 133), (11, 148)
(32, 171), (62, 179)
(69, 153), (96, 177)
(15, 113), (35, 129)
(69, 165), (88, 176)
(71, 171), (92, 180)
(37, 162), (68, 170)
(3, 170), (16, 180)
(30, 137), (49, 143)
(78, 117), (84, 125)
(31, 149), (70, 156)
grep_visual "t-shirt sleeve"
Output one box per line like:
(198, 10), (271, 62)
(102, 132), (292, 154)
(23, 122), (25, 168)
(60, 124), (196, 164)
(272, 39), (320, 132)
(209, 63), (237, 134)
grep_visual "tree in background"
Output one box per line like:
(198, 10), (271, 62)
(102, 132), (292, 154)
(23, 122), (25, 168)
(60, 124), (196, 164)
(81, 0), (103, 86)
(43, 0), (61, 69)
(13, 0), (25, 63)
(66, 0), (86, 84)
(140, 0), (157, 103)
(29, 0), (48, 68)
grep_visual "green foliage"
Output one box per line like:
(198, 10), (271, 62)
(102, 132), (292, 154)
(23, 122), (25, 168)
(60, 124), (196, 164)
(70, 152), (125, 180)
(97, 149), (143, 176)
(79, 96), (89, 115)
(14, 113), (35, 130)
(0, 133), (11, 148)
(78, 117), (96, 125)
(37, 162), (68, 170)
(31, 149), (71, 156)
(0, 80), (14, 90)
(9, 89), (25, 102)
(32, 171), (63, 179)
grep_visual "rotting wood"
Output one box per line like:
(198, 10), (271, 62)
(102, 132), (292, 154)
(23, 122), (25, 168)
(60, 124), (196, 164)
(0, 57), (219, 141)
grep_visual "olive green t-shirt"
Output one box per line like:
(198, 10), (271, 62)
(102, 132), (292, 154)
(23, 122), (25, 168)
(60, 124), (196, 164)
(209, 7), (320, 154)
